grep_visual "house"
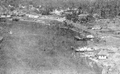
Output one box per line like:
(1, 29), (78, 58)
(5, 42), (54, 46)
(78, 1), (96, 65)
(56, 17), (66, 22)
(75, 47), (94, 52)
(96, 55), (108, 60)
(92, 25), (102, 30)
(86, 35), (94, 39)
(26, 14), (39, 18)
(51, 9), (64, 16)
(1, 14), (11, 18)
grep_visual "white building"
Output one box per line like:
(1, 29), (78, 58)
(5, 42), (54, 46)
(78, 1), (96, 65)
(92, 25), (102, 30)
(51, 9), (64, 16)
(75, 47), (94, 52)
(86, 35), (94, 39)
(97, 55), (108, 60)
(26, 14), (39, 18)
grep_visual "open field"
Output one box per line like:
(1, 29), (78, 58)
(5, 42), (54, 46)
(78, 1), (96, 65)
(0, 20), (102, 74)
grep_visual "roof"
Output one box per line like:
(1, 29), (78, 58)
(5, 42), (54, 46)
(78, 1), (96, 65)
(75, 47), (94, 52)
(92, 25), (102, 30)
(86, 35), (94, 38)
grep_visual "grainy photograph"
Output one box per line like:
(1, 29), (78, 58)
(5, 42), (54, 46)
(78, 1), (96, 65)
(0, 0), (120, 74)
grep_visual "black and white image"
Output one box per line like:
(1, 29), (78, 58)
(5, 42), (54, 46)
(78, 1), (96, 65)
(0, 0), (120, 74)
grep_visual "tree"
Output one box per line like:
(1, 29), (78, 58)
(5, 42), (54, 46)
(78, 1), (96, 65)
(0, 0), (20, 7)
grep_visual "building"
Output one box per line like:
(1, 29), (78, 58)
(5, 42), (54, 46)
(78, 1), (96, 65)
(25, 14), (39, 18)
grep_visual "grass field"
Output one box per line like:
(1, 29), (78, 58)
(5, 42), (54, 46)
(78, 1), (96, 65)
(0, 20), (101, 74)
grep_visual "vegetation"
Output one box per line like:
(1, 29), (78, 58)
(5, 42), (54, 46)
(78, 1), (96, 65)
(40, 0), (120, 18)
(0, 0), (120, 18)
(25, 0), (120, 18)
(40, 6), (54, 15)
(0, 0), (20, 7)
